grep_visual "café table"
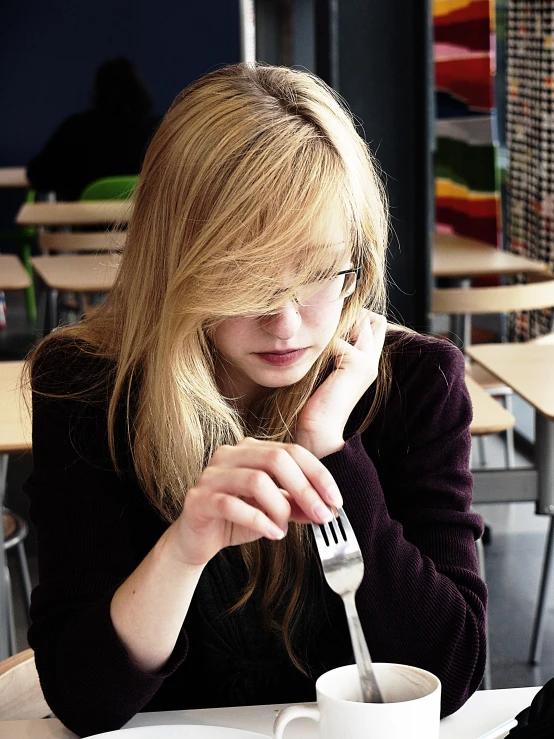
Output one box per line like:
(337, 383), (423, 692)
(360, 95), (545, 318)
(0, 361), (31, 661)
(0, 685), (542, 738)
(16, 201), (132, 227)
(467, 342), (554, 666)
(0, 255), (31, 291)
(432, 233), (548, 349)
(433, 233), (548, 279)
(0, 168), (28, 189)
(30, 253), (121, 333)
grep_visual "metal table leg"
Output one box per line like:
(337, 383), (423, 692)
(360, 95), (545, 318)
(0, 454), (9, 659)
(529, 413), (554, 664)
(448, 278), (471, 349)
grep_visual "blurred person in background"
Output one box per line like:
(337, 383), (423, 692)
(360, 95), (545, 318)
(27, 57), (160, 200)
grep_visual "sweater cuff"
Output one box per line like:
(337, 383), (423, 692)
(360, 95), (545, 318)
(321, 432), (379, 489)
(54, 591), (189, 727)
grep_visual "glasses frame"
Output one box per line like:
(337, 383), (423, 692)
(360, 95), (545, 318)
(293, 266), (362, 307)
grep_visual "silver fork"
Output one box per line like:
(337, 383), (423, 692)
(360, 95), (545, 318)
(311, 507), (384, 703)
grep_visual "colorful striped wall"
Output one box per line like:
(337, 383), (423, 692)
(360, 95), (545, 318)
(434, 0), (500, 246)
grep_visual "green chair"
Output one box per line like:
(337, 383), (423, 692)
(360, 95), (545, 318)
(80, 175), (138, 201)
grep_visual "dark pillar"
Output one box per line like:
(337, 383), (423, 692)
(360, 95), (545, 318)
(318, 0), (433, 331)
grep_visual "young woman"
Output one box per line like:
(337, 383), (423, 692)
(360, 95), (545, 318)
(25, 63), (487, 737)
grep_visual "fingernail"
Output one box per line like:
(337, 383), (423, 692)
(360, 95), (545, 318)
(266, 522), (285, 540)
(328, 488), (343, 507)
(313, 502), (334, 522)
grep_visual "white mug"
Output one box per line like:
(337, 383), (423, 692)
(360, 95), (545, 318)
(273, 663), (441, 739)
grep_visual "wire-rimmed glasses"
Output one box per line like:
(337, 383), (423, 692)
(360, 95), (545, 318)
(292, 267), (360, 307)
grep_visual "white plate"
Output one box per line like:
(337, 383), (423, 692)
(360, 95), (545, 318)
(89, 726), (269, 739)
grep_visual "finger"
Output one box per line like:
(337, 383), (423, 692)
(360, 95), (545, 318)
(347, 307), (370, 344)
(203, 493), (287, 541)
(281, 442), (343, 515)
(279, 489), (314, 524)
(352, 311), (386, 354)
(200, 465), (291, 529)
(211, 440), (342, 521)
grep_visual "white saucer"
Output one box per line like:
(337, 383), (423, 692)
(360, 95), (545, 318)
(89, 726), (269, 739)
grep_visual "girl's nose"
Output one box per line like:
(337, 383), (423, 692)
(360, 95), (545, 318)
(260, 301), (302, 340)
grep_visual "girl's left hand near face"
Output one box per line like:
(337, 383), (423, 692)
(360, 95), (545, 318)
(295, 310), (387, 458)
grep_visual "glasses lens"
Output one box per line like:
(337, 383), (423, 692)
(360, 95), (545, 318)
(296, 272), (357, 307)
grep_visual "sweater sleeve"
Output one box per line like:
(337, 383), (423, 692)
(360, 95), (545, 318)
(320, 338), (487, 718)
(25, 351), (189, 736)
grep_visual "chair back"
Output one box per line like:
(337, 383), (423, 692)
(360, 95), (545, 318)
(38, 230), (127, 254)
(433, 272), (554, 315)
(80, 175), (138, 201)
(0, 649), (51, 720)
(465, 374), (515, 436)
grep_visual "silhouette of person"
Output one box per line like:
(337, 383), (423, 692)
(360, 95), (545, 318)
(27, 58), (160, 200)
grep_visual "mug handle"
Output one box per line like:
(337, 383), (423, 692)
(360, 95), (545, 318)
(273, 704), (320, 738)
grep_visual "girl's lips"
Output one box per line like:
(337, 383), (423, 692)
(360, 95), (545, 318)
(255, 349), (307, 366)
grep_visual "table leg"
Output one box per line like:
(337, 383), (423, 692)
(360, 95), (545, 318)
(528, 413), (554, 664)
(0, 454), (9, 660)
(449, 278), (470, 349)
(47, 288), (58, 333)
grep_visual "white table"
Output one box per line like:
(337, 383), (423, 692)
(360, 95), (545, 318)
(0, 686), (541, 738)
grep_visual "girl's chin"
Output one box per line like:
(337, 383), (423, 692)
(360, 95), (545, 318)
(253, 363), (313, 389)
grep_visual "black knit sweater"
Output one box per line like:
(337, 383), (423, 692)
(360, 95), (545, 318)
(24, 333), (487, 737)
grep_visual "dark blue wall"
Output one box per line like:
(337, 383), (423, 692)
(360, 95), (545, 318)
(1, 0), (241, 165)
(0, 0), (241, 231)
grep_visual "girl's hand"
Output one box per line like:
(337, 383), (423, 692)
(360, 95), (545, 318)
(295, 311), (387, 458)
(165, 438), (343, 568)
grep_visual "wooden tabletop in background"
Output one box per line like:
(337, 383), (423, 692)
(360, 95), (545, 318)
(467, 342), (554, 420)
(31, 253), (121, 292)
(0, 361), (31, 454)
(0, 167), (28, 188)
(0, 255), (31, 291)
(16, 200), (133, 226)
(433, 232), (547, 278)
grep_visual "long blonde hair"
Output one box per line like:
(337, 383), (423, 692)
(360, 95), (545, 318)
(29, 63), (390, 671)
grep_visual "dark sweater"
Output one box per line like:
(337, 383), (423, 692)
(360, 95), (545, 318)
(24, 333), (487, 737)
(27, 109), (160, 201)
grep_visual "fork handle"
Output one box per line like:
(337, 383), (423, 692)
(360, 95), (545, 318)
(342, 591), (384, 703)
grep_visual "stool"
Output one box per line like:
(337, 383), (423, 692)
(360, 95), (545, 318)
(3, 510), (32, 655)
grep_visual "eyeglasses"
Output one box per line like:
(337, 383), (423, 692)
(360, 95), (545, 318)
(292, 268), (360, 307)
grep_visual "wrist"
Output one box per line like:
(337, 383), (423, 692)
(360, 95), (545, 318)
(156, 524), (208, 574)
(295, 429), (345, 459)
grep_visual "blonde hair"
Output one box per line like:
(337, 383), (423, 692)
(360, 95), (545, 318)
(28, 63), (391, 672)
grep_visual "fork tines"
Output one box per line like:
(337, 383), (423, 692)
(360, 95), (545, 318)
(313, 507), (356, 548)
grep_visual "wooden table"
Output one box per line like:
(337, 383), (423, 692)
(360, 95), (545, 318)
(0, 168), (28, 189)
(0, 256), (31, 291)
(0, 685), (541, 739)
(31, 254), (121, 293)
(31, 253), (121, 333)
(467, 342), (554, 665)
(16, 201), (132, 226)
(433, 233), (547, 278)
(433, 233), (548, 348)
(0, 361), (31, 661)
